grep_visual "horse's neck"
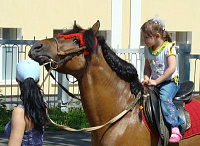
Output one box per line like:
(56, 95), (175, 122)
(78, 49), (134, 125)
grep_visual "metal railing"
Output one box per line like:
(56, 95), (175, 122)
(0, 40), (199, 110)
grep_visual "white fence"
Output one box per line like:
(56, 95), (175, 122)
(0, 40), (198, 110)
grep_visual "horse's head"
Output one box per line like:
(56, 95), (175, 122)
(29, 21), (100, 76)
(29, 20), (142, 96)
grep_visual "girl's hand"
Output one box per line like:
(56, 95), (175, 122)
(148, 79), (158, 86)
(142, 79), (149, 85)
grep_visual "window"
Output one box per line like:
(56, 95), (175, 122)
(0, 28), (22, 83)
(170, 31), (192, 46)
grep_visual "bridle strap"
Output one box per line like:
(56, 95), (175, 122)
(40, 37), (89, 101)
(54, 36), (61, 53)
(66, 54), (89, 84)
(39, 65), (81, 101)
(50, 72), (81, 101)
(40, 67), (53, 89)
(53, 37), (87, 66)
(51, 37), (89, 85)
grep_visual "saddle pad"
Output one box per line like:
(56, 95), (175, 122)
(142, 99), (200, 141)
(142, 109), (159, 141)
(182, 99), (200, 139)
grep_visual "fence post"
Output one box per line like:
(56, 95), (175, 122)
(178, 44), (191, 82)
(57, 73), (69, 111)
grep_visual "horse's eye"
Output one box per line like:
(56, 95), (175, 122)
(72, 37), (80, 45)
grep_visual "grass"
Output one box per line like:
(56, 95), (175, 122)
(47, 107), (90, 130)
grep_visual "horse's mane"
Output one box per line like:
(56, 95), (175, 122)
(97, 36), (142, 96)
(62, 25), (83, 35)
(62, 25), (143, 96)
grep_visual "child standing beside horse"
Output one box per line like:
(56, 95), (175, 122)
(141, 17), (184, 143)
(5, 59), (49, 146)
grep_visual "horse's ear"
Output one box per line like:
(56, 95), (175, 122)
(92, 20), (100, 35)
(74, 20), (76, 27)
(73, 20), (77, 29)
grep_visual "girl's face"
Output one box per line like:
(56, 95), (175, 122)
(142, 32), (156, 47)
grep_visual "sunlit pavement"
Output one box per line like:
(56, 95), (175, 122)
(0, 130), (91, 146)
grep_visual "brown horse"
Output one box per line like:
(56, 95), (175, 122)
(29, 21), (200, 146)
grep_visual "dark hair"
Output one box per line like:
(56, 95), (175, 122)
(19, 78), (49, 133)
(141, 19), (172, 42)
(97, 36), (143, 96)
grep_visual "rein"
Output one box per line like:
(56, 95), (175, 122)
(50, 91), (143, 132)
(40, 34), (90, 101)
(53, 37), (87, 66)
(40, 64), (81, 101)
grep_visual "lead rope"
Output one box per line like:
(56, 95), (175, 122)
(39, 60), (143, 132)
(50, 73), (81, 101)
(39, 59), (81, 101)
(50, 91), (142, 132)
(40, 61), (145, 132)
(40, 60), (55, 89)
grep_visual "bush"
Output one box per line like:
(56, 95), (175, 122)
(0, 100), (12, 132)
(48, 107), (89, 130)
(0, 104), (89, 133)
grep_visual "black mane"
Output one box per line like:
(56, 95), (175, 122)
(62, 24), (83, 35)
(62, 25), (143, 96)
(97, 36), (142, 96)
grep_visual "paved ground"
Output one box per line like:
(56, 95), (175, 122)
(0, 130), (91, 146)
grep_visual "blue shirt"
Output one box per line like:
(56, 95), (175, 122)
(4, 105), (44, 146)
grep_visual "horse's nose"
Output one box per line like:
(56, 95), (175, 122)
(28, 43), (44, 58)
(33, 43), (43, 50)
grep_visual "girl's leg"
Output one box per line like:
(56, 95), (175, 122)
(158, 81), (184, 127)
(158, 81), (184, 142)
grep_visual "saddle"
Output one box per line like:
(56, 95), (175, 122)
(144, 81), (194, 144)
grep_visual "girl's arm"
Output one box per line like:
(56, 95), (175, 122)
(150, 55), (176, 85)
(8, 107), (25, 146)
(142, 58), (151, 85)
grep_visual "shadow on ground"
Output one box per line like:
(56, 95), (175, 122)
(0, 130), (91, 146)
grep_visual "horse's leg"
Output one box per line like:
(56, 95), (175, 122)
(91, 132), (102, 146)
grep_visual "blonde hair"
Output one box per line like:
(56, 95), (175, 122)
(141, 18), (172, 42)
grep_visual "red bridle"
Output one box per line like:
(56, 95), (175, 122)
(57, 30), (98, 55)
(58, 31), (86, 47)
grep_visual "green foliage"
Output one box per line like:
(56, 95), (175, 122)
(48, 107), (89, 131)
(0, 101), (89, 132)
(0, 100), (12, 132)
